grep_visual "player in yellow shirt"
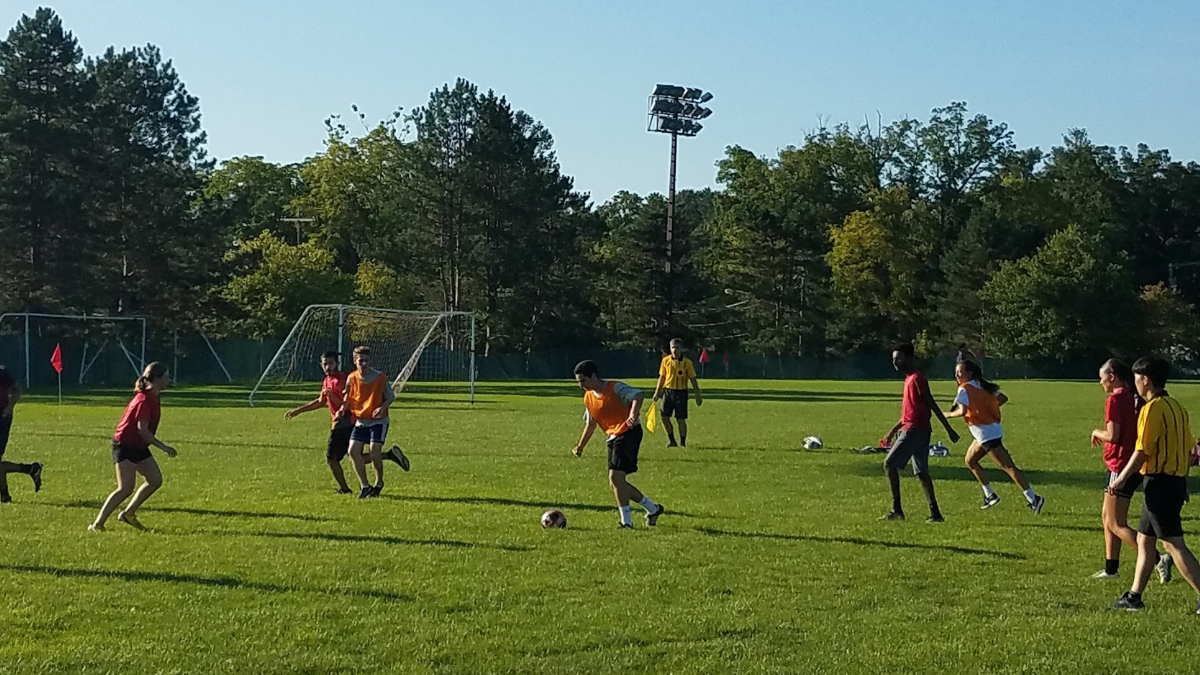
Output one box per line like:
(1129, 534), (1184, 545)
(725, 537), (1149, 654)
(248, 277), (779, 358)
(1109, 356), (1200, 613)
(652, 338), (703, 447)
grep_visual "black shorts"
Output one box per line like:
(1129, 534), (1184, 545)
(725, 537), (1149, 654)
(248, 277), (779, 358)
(1106, 470), (1143, 500)
(1139, 474), (1189, 538)
(0, 413), (11, 458)
(607, 424), (643, 474)
(980, 438), (1004, 452)
(327, 424), (353, 462)
(661, 389), (689, 420)
(884, 428), (931, 475)
(112, 440), (153, 464)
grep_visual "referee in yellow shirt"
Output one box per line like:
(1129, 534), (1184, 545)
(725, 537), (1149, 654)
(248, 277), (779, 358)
(1110, 356), (1200, 613)
(652, 339), (703, 447)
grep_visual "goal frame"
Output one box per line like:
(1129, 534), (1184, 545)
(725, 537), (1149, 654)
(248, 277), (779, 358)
(0, 312), (147, 388)
(247, 304), (476, 407)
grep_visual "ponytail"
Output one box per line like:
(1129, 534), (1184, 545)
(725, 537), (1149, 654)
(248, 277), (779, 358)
(962, 359), (1001, 395)
(135, 362), (168, 393)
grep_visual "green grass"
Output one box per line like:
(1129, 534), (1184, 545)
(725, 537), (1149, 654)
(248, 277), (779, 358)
(4, 378), (1200, 674)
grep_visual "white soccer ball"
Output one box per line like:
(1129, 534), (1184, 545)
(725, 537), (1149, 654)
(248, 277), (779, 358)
(802, 435), (824, 450)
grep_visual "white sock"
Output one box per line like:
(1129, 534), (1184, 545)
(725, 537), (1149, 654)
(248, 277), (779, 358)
(1023, 487), (1037, 504)
(638, 496), (658, 513)
(982, 483), (996, 498)
(619, 506), (633, 526)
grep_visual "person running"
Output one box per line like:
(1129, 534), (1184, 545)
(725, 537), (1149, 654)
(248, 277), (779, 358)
(572, 360), (665, 529)
(0, 365), (42, 503)
(89, 363), (177, 531)
(340, 346), (399, 499)
(880, 343), (959, 523)
(285, 351), (407, 494)
(944, 359), (1045, 514)
(652, 338), (703, 448)
(1110, 356), (1200, 612)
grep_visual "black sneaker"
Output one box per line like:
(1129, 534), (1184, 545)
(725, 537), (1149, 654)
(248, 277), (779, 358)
(646, 504), (666, 527)
(680, 440), (687, 448)
(30, 462), (43, 492)
(389, 446), (410, 472)
(1029, 494), (1046, 514)
(927, 513), (945, 524)
(618, 523), (634, 530)
(357, 486), (373, 500)
(1111, 591), (1145, 611)
(879, 511), (905, 521)
(980, 493), (1001, 510)
(0, 494), (11, 504)
(336, 488), (353, 495)
(666, 440), (678, 448)
(369, 484), (383, 498)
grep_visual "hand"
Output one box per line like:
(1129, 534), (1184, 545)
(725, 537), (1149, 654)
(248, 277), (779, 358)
(948, 429), (961, 444)
(284, 409), (297, 421)
(1106, 482), (1122, 497)
(696, 396), (703, 407)
(372, 407), (385, 418)
(572, 445), (584, 458)
(1090, 431), (1103, 448)
(627, 413), (640, 429)
(162, 445), (178, 458)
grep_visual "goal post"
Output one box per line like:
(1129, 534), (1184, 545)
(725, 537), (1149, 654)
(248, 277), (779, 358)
(248, 304), (476, 407)
(0, 313), (147, 388)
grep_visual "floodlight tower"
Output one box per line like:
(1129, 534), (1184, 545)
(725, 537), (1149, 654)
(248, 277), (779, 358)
(647, 84), (713, 334)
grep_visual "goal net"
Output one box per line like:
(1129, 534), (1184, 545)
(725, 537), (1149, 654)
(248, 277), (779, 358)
(0, 313), (147, 388)
(248, 305), (475, 406)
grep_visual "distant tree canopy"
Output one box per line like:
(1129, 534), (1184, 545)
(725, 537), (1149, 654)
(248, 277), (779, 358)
(4, 8), (1200, 362)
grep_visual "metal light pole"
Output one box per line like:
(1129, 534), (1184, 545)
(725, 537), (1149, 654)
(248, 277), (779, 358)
(647, 85), (713, 335)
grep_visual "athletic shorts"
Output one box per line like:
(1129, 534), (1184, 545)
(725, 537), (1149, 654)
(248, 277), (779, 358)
(112, 440), (153, 465)
(1106, 470), (1143, 500)
(607, 424), (643, 474)
(980, 438), (1004, 452)
(327, 424), (353, 462)
(661, 389), (689, 420)
(0, 413), (11, 458)
(884, 428), (931, 475)
(1139, 474), (1188, 538)
(350, 421), (389, 445)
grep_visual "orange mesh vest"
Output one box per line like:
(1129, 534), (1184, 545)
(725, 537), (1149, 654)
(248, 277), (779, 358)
(584, 381), (631, 437)
(348, 371), (388, 421)
(962, 382), (1001, 427)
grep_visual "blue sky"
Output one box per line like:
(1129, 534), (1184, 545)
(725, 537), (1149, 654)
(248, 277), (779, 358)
(19, 1), (1200, 203)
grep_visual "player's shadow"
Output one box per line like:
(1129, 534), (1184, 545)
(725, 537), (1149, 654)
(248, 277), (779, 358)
(381, 494), (698, 518)
(849, 462), (1107, 490)
(0, 564), (411, 602)
(694, 527), (1024, 560)
(54, 500), (333, 522)
(229, 530), (531, 552)
(704, 388), (897, 403)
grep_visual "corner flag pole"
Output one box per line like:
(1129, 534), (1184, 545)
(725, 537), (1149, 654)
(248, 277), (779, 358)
(50, 343), (64, 404)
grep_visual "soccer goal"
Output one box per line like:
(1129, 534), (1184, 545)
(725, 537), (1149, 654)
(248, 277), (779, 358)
(0, 313), (147, 388)
(248, 304), (476, 406)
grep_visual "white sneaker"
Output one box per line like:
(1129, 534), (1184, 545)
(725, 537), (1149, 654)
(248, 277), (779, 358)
(1091, 569), (1119, 579)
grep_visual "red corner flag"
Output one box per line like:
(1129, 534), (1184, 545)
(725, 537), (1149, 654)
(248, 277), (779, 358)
(50, 344), (63, 374)
(699, 348), (710, 365)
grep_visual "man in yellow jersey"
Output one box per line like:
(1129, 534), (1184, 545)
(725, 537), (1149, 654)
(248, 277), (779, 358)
(652, 338), (703, 447)
(339, 346), (403, 499)
(1110, 356), (1200, 613)
(572, 360), (666, 529)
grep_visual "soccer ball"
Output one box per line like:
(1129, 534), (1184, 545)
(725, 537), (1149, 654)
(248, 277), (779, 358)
(541, 509), (567, 529)
(802, 435), (823, 450)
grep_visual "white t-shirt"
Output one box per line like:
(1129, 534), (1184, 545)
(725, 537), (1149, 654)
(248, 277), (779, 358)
(954, 381), (1003, 443)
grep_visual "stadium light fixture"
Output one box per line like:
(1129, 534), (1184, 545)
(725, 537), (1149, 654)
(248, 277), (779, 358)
(646, 83), (713, 335)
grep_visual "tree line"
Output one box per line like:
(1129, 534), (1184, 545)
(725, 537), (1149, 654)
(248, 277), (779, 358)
(3, 8), (1200, 364)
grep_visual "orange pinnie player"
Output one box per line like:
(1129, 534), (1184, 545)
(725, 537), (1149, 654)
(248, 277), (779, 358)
(340, 346), (409, 499)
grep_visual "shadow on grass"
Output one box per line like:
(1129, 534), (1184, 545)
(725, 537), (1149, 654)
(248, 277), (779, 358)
(225, 529), (530, 552)
(704, 388), (897, 403)
(53, 500), (332, 522)
(848, 461), (1115, 491)
(695, 527), (1024, 560)
(25, 384), (481, 410)
(381, 494), (697, 518)
(0, 564), (410, 602)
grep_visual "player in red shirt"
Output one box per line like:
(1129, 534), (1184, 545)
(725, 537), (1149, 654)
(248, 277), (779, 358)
(89, 362), (177, 531)
(880, 343), (960, 522)
(285, 351), (406, 494)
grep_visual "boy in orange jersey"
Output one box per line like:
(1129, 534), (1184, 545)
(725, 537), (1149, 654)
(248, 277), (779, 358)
(339, 346), (405, 499)
(572, 360), (666, 529)
(944, 358), (1044, 513)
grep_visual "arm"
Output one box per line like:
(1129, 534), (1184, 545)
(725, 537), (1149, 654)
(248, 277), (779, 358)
(373, 379), (395, 418)
(1091, 421), (1118, 447)
(1, 381), (19, 418)
(652, 373), (666, 402)
(137, 419), (176, 457)
(284, 397), (325, 420)
(1109, 451), (1148, 495)
(923, 387), (961, 444)
(690, 376), (703, 406)
(883, 421), (903, 446)
(573, 416), (599, 457)
(996, 392), (1009, 407)
(627, 392), (644, 428)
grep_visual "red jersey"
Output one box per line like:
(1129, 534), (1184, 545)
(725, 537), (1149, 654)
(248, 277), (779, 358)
(901, 372), (932, 432)
(1104, 387), (1137, 472)
(321, 371), (349, 427)
(113, 391), (161, 449)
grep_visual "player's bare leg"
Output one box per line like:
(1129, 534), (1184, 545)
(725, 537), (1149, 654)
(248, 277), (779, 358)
(368, 442), (384, 494)
(348, 440), (372, 498)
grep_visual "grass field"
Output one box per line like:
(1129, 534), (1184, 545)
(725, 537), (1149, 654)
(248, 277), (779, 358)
(4, 377), (1200, 674)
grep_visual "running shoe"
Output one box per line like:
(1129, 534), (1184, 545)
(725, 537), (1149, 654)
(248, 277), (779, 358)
(926, 514), (946, 524)
(30, 462), (43, 492)
(1092, 570), (1120, 579)
(646, 504), (666, 527)
(879, 511), (905, 522)
(357, 486), (373, 500)
(1157, 553), (1174, 585)
(388, 446), (410, 472)
(369, 484), (383, 498)
(336, 488), (353, 495)
(87, 523), (105, 532)
(617, 523), (634, 530)
(117, 511), (145, 531)
(0, 494), (11, 504)
(1029, 494), (1046, 514)
(1111, 591), (1145, 611)
(981, 493), (1001, 510)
